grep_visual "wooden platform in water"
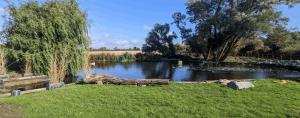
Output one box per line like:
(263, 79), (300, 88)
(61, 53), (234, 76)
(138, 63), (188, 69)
(0, 75), (49, 90)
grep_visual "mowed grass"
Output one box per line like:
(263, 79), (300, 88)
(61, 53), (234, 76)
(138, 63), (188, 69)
(0, 80), (300, 118)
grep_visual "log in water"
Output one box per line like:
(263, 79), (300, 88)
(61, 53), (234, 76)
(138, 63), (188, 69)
(80, 74), (169, 86)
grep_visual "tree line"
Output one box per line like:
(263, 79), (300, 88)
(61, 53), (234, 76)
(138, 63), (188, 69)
(90, 47), (141, 51)
(143, 0), (300, 61)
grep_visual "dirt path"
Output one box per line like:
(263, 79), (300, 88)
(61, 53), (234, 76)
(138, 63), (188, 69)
(0, 104), (23, 118)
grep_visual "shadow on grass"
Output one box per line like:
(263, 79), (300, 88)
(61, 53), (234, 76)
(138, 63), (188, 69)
(0, 104), (23, 118)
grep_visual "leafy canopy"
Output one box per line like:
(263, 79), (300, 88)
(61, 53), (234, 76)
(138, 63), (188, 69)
(173, 0), (295, 61)
(142, 24), (177, 57)
(3, 0), (90, 75)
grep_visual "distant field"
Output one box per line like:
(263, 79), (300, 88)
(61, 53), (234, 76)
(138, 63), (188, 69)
(90, 50), (142, 56)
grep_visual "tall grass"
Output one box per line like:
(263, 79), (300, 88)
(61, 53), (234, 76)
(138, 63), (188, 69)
(48, 52), (58, 83)
(89, 52), (138, 62)
(82, 51), (91, 74)
(48, 48), (69, 83)
(90, 50), (141, 56)
(24, 61), (32, 73)
(0, 47), (6, 74)
(58, 47), (68, 82)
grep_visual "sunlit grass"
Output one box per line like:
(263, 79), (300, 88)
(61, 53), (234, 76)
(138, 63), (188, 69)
(1, 80), (300, 118)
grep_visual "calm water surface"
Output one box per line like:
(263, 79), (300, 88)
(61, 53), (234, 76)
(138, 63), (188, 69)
(90, 62), (300, 81)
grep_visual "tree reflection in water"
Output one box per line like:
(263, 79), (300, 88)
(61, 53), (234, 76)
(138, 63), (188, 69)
(95, 62), (175, 80)
(92, 62), (300, 81)
(139, 62), (175, 80)
(95, 61), (135, 70)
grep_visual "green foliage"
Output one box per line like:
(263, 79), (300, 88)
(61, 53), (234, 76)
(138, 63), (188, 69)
(7, 71), (22, 78)
(234, 38), (269, 55)
(174, 43), (188, 53)
(1, 80), (300, 117)
(3, 0), (89, 75)
(90, 53), (137, 63)
(278, 31), (300, 53)
(233, 26), (300, 58)
(119, 52), (136, 62)
(0, 89), (10, 94)
(173, 0), (294, 61)
(265, 27), (293, 53)
(99, 47), (108, 51)
(142, 24), (177, 57)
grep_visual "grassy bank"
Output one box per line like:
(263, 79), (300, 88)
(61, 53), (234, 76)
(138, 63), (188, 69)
(0, 80), (300, 118)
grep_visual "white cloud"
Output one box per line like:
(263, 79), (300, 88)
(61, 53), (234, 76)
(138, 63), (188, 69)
(90, 34), (144, 49)
(90, 27), (145, 49)
(89, 25), (146, 49)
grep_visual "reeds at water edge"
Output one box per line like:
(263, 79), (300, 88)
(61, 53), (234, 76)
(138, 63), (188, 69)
(82, 51), (91, 75)
(48, 52), (58, 83)
(0, 47), (6, 74)
(24, 61), (32, 74)
(48, 48), (69, 83)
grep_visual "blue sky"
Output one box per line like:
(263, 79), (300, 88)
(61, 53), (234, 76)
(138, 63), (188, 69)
(0, 0), (299, 49)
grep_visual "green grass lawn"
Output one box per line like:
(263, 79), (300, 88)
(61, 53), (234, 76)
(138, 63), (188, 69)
(0, 80), (300, 118)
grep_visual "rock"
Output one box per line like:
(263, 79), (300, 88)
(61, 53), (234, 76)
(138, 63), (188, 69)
(216, 79), (231, 86)
(178, 60), (183, 67)
(139, 85), (147, 87)
(90, 62), (96, 67)
(280, 80), (288, 84)
(97, 81), (103, 85)
(47, 82), (65, 90)
(11, 90), (21, 96)
(227, 81), (254, 90)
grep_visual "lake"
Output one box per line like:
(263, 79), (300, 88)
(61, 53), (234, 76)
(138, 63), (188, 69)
(88, 62), (300, 82)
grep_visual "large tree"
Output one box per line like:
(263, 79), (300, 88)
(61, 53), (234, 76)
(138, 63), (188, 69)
(173, 0), (295, 61)
(265, 27), (292, 53)
(142, 24), (177, 57)
(3, 0), (89, 75)
(265, 27), (300, 54)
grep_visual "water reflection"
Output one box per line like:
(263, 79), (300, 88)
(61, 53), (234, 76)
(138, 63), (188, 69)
(139, 62), (174, 80)
(91, 62), (300, 81)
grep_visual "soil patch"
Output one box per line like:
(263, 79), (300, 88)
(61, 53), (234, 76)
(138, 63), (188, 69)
(0, 104), (23, 118)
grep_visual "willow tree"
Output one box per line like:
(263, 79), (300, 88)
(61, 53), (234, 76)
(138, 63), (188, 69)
(3, 0), (90, 76)
(173, 0), (296, 61)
